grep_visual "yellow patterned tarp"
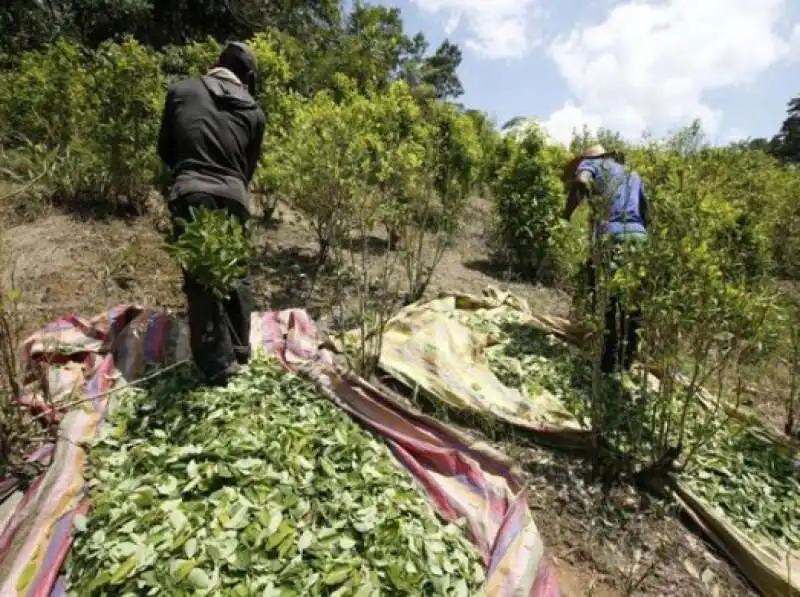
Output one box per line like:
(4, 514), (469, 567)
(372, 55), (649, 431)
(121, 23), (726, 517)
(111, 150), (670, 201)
(376, 287), (590, 449)
(375, 286), (800, 597)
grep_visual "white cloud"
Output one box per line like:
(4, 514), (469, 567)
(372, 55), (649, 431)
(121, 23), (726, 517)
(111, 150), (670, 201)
(540, 103), (603, 145)
(722, 127), (748, 144)
(443, 15), (460, 37)
(790, 23), (800, 60)
(547, 0), (797, 140)
(411, 0), (538, 59)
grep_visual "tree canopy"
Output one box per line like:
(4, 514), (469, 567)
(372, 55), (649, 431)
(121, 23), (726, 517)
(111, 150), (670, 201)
(0, 0), (463, 101)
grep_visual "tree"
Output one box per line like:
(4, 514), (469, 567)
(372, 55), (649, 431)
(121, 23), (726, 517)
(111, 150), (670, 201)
(417, 39), (463, 99)
(491, 123), (578, 282)
(304, 2), (463, 100)
(1, 0), (66, 61)
(463, 109), (502, 188)
(735, 137), (772, 152)
(334, 3), (408, 92)
(1, 0), (343, 51)
(771, 95), (800, 165)
(568, 125), (626, 155)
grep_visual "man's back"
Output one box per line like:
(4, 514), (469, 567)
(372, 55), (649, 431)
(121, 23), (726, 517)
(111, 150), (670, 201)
(577, 157), (647, 237)
(158, 70), (265, 213)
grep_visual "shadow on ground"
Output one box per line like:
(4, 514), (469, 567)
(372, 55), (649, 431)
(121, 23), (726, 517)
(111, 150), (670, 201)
(254, 246), (325, 312)
(461, 258), (525, 283)
(355, 234), (393, 256)
(50, 193), (148, 223)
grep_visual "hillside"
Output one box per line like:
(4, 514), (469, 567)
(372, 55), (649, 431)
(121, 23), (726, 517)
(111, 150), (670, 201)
(2, 9), (800, 596)
(0, 187), (759, 597)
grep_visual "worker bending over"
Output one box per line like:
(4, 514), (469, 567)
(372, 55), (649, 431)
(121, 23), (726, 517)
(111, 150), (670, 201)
(158, 42), (265, 386)
(563, 144), (649, 375)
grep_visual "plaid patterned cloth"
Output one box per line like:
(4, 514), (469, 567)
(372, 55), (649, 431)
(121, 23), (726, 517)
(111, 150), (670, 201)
(0, 305), (559, 597)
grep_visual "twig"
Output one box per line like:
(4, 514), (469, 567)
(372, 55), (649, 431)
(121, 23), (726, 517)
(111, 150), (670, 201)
(47, 358), (191, 413)
(0, 163), (51, 201)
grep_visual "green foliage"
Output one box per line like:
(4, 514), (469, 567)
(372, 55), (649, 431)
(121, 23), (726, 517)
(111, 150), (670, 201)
(166, 207), (255, 300)
(298, 3), (463, 100)
(68, 0), (153, 47)
(427, 102), (482, 212)
(265, 79), (428, 260)
(0, 39), (91, 148)
(568, 124), (627, 156)
(0, 0), (66, 64)
(465, 298), (800, 554)
(0, 34), (295, 212)
(246, 33), (293, 120)
(565, 127), (782, 477)
(0, 37), (164, 207)
(399, 100), (481, 301)
(1, 0), (462, 110)
(478, 120), (800, 479)
(67, 359), (485, 594)
(2, 0), (340, 51)
(89, 37), (165, 202)
(771, 96), (800, 165)
(265, 85), (362, 259)
(160, 37), (222, 81)
(462, 110), (503, 194)
(261, 79), (484, 372)
(685, 423), (800, 552)
(491, 123), (583, 283)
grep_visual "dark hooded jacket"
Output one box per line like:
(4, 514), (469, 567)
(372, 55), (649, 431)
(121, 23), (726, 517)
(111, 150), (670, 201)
(157, 68), (265, 214)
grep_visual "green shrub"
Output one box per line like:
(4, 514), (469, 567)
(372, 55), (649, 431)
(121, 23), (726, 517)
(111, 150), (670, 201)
(400, 99), (481, 301)
(160, 37), (222, 82)
(578, 131), (781, 477)
(0, 39), (92, 148)
(0, 35), (297, 214)
(491, 124), (583, 284)
(88, 37), (165, 205)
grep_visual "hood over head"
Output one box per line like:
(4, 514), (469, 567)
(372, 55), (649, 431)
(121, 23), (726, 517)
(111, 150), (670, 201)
(201, 67), (257, 110)
(216, 42), (258, 89)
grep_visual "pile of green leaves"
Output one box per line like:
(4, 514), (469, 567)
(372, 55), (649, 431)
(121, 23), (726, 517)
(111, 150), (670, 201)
(67, 359), (484, 596)
(460, 310), (592, 423)
(459, 309), (707, 465)
(684, 425), (800, 552)
(463, 308), (800, 551)
(166, 206), (255, 300)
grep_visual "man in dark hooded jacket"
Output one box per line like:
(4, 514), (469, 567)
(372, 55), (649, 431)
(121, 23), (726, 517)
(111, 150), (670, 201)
(158, 41), (265, 386)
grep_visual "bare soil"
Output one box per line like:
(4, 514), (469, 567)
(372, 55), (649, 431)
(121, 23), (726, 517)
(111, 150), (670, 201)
(0, 190), (764, 596)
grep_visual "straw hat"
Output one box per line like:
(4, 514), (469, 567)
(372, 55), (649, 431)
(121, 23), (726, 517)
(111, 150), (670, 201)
(580, 144), (612, 159)
(561, 144), (622, 184)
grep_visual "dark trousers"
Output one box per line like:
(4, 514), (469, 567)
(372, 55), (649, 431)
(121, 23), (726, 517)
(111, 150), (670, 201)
(169, 192), (253, 383)
(586, 258), (641, 375)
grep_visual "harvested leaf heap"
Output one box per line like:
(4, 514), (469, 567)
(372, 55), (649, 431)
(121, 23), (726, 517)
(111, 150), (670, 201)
(67, 359), (484, 596)
(463, 309), (800, 555)
(461, 309), (591, 422)
(686, 427), (800, 552)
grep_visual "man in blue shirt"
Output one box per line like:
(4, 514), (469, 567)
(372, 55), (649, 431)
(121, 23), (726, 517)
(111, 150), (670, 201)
(563, 144), (649, 375)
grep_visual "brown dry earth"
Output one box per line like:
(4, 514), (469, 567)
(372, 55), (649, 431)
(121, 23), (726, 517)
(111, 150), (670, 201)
(0, 191), (760, 597)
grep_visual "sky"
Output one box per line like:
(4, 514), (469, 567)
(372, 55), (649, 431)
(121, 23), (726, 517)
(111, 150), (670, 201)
(375, 0), (800, 145)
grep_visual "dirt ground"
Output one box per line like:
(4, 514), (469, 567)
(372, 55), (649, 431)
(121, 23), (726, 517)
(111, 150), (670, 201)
(0, 191), (762, 596)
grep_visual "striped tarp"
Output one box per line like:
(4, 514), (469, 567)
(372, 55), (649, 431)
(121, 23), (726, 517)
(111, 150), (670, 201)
(0, 306), (560, 597)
